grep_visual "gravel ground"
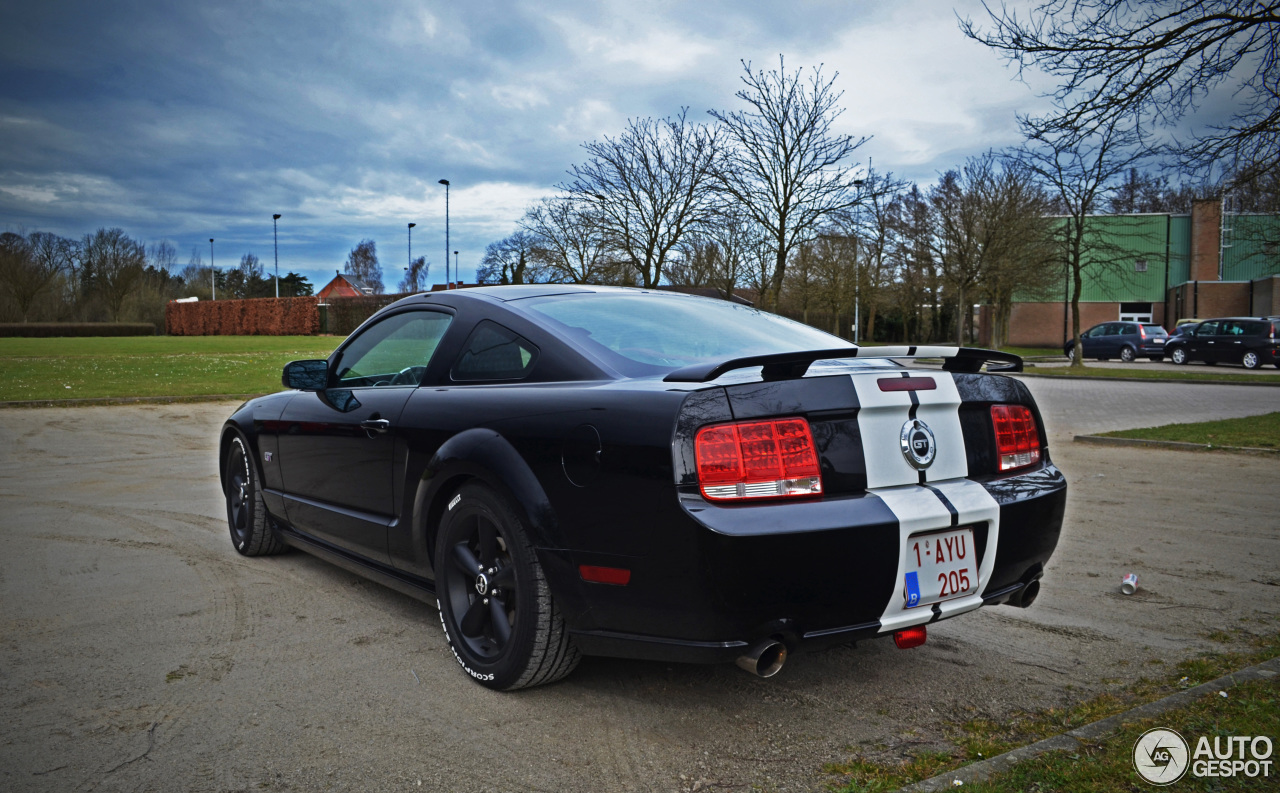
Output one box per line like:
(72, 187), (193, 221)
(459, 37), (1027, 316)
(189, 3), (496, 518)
(1, 381), (1277, 793)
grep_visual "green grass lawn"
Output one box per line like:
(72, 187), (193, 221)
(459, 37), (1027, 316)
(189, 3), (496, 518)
(0, 336), (341, 401)
(1099, 412), (1280, 449)
(961, 676), (1278, 793)
(1027, 365), (1280, 383)
(826, 630), (1280, 792)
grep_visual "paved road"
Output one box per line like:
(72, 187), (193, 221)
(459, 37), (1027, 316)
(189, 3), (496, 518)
(1030, 358), (1280, 375)
(1, 383), (1277, 793)
(1014, 376), (1280, 439)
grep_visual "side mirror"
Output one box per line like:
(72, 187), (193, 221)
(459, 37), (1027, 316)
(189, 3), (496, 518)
(283, 359), (329, 391)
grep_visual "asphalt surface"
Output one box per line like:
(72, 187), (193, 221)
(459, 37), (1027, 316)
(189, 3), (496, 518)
(1029, 357), (1280, 376)
(1, 379), (1278, 793)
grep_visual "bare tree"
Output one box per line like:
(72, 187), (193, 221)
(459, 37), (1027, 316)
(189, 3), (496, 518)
(887, 185), (947, 343)
(563, 109), (720, 287)
(179, 247), (213, 300)
(520, 197), (613, 284)
(344, 239), (384, 293)
(961, 1), (1280, 183)
(1, 231), (75, 322)
(148, 240), (178, 273)
(476, 231), (539, 285)
(928, 154), (1054, 346)
(709, 57), (869, 311)
(1009, 124), (1147, 367)
(81, 228), (146, 322)
(398, 256), (429, 293)
(974, 160), (1059, 349)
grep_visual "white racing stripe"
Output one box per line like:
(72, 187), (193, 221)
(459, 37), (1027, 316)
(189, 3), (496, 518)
(849, 370), (1002, 633)
(850, 371), (967, 488)
(871, 480), (1001, 633)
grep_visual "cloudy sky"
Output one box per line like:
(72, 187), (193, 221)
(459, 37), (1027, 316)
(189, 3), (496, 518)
(0, 0), (1060, 291)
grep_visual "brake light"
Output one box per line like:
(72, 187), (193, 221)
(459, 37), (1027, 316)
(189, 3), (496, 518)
(990, 405), (1041, 471)
(695, 418), (822, 501)
(894, 625), (927, 649)
(1139, 325), (1147, 338)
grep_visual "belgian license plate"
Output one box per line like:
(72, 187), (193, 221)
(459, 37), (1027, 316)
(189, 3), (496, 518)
(903, 527), (978, 608)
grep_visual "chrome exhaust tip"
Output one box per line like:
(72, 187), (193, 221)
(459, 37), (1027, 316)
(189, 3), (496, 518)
(735, 640), (787, 678)
(1013, 579), (1041, 608)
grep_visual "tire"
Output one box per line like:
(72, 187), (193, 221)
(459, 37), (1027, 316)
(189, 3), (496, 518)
(435, 482), (580, 690)
(1065, 346), (1074, 361)
(224, 434), (286, 556)
(1242, 351), (1260, 369)
(1170, 347), (1188, 365)
(1119, 346), (1136, 363)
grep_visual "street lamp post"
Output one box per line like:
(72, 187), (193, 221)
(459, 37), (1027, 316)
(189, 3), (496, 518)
(272, 214), (281, 298)
(209, 238), (215, 300)
(852, 178), (865, 344)
(438, 179), (450, 288)
(453, 250), (458, 283)
(408, 222), (417, 292)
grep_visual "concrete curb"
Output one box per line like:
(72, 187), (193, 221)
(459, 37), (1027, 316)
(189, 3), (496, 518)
(1073, 434), (1280, 455)
(897, 657), (1280, 792)
(1014, 372), (1280, 387)
(0, 393), (263, 409)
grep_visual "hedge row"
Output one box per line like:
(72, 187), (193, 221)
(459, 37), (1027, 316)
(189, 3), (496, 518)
(0, 322), (156, 337)
(165, 296), (321, 336)
(322, 295), (407, 336)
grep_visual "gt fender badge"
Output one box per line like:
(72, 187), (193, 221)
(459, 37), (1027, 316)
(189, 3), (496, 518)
(448, 494), (461, 511)
(900, 418), (936, 469)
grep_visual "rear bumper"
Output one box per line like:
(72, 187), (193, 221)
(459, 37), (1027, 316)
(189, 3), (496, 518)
(552, 464), (1067, 663)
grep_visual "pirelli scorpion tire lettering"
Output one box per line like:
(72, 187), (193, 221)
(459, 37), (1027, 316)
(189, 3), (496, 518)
(224, 434), (286, 557)
(435, 482), (580, 690)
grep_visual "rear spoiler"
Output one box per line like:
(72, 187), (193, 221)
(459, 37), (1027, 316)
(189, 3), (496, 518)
(662, 346), (1023, 383)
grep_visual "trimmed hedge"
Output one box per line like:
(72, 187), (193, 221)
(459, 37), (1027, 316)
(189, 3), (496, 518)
(0, 322), (156, 338)
(165, 296), (321, 336)
(322, 295), (406, 336)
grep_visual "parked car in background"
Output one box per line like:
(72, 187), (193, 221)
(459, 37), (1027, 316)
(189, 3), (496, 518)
(1167, 320), (1200, 341)
(1165, 317), (1280, 369)
(1065, 321), (1169, 362)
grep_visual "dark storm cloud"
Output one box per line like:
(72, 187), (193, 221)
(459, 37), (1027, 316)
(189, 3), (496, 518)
(0, 0), (1050, 287)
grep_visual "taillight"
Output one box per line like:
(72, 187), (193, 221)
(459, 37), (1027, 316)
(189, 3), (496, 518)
(1139, 325), (1147, 338)
(695, 418), (823, 501)
(991, 405), (1041, 472)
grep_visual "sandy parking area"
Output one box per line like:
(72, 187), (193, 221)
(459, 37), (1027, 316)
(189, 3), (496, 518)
(1, 384), (1277, 792)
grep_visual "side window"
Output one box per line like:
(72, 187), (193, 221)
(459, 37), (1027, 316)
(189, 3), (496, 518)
(451, 320), (538, 382)
(1123, 324), (1139, 335)
(1196, 321), (1219, 336)
(334, 311), (453, 387)
(1103, 324), (1121, 336)
(1085, 325), (1104, 338)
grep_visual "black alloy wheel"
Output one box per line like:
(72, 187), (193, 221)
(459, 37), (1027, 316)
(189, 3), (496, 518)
(1170, 347), (1188, 365)
(224, 434), (286, 556)
(435, 482), (579, 690)
(1120, 346), (1137, 363)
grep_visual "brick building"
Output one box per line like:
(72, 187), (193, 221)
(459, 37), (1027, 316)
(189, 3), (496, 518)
(994, 200), (1280, 347)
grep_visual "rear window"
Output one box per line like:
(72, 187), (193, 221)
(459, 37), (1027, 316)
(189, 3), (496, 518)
(1142, 324), (1167, 336)
(522, 292), (855, 377)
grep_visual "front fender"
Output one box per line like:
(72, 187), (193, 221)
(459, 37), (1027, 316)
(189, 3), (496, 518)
(399, 428), (563, 580)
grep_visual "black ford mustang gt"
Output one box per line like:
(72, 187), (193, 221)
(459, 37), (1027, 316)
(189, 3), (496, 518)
(220, 285), (1066, 690)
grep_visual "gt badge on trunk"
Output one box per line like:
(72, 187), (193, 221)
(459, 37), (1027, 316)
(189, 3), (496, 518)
(900, 418), (936, 469)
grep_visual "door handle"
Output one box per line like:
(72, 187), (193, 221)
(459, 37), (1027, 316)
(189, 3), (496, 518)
(360, 419), (391, 433)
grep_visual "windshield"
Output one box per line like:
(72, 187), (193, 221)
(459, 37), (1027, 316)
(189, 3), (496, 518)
(522, 292), (855, 377)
